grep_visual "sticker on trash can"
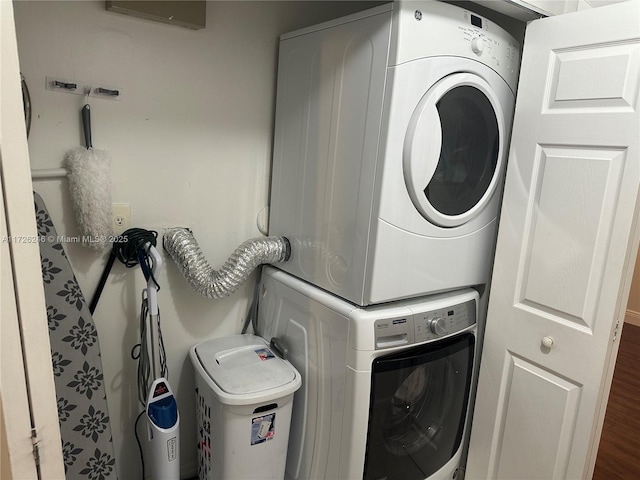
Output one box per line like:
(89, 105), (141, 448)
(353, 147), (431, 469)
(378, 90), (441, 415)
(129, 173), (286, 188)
(255, 348), (275, 361)
(251, 413), (275, 445)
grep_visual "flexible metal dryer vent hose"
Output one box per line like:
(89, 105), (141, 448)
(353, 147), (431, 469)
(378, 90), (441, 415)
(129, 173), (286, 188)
(163, 227), (291, 299)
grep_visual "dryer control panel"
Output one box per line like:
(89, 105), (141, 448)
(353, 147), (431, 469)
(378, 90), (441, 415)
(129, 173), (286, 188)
(372, 297), (476, 350)
(459, 10), (520, 80)
(389, 1), (520, 92)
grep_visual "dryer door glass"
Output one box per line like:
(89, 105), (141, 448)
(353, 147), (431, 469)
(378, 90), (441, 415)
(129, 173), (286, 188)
(364, 333), (475, 480)
(426, 86), (499, 216)
(403, 73), (505, 228)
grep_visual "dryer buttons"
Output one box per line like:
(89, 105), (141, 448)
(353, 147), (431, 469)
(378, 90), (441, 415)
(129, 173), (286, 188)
(471, 37), (485, 55)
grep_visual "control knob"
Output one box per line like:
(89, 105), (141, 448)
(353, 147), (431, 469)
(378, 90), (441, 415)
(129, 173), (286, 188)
(428, 317), (447, 336)
(471, 37), (485, 55)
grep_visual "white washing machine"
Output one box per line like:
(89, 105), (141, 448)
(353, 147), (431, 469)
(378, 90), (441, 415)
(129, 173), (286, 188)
(269, 1), (519, 306)
(256, 266), (479, 480)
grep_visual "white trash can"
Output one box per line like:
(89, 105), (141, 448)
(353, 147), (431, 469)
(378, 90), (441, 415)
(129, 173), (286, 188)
(190, 334), (301, 480)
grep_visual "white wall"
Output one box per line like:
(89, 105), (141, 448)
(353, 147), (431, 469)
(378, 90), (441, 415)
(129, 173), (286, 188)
(13, 1), (381, 476)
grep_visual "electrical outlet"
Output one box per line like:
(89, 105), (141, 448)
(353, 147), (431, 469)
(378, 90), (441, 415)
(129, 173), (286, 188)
(112, 203), (131, 233)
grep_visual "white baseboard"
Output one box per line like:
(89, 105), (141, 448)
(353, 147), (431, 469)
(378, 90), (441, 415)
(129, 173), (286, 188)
(625, 309), (640, 327)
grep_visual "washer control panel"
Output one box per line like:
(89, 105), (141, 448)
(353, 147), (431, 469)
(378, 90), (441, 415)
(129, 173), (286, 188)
(373, 297), (476, 350)
(413, 298), (476, 344)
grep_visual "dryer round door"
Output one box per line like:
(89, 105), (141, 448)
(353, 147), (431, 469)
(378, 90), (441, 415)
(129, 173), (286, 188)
(403, 73), (506, 228)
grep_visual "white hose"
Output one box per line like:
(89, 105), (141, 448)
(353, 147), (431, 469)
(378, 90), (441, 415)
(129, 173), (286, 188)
(163, 227), (290, 299)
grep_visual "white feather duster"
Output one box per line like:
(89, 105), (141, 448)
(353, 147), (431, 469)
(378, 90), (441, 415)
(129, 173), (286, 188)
(64, 146), (112, 250)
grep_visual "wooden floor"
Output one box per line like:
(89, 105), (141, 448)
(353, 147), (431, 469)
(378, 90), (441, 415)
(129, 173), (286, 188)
(593, 322), (640, 479)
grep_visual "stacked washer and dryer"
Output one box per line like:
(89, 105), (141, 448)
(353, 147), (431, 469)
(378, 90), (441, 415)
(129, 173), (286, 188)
(257, 2), (519, 480)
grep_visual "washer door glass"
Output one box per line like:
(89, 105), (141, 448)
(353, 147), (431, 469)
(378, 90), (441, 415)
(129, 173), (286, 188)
(403, 73), (505, 227)
(364, 333), (475, 480)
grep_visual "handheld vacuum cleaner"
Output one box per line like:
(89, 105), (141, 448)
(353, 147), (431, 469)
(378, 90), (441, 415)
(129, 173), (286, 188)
(146, 378), (179, 478)
(89, 228), (181, 479)
(139, 243), (180, 479)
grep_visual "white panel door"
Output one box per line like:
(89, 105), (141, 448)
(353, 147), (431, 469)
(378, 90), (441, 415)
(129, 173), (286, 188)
(467, 1), (640, 479)
(1, 0), (65, 477)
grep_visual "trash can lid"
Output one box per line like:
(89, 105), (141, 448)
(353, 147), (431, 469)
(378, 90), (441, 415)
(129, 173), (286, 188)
(194, 335), (297, 396)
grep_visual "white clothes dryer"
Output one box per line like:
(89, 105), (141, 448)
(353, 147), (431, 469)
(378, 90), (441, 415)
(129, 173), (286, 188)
(256, 266), (479, 480)
(269, 1), (520, 305)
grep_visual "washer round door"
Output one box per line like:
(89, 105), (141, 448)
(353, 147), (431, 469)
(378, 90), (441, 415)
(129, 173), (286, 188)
(364, 333), (475, 480)
(403, 73), (506, 228)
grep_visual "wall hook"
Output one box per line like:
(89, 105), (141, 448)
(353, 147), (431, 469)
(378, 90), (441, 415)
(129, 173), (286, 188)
(97, 87), (120, 97)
